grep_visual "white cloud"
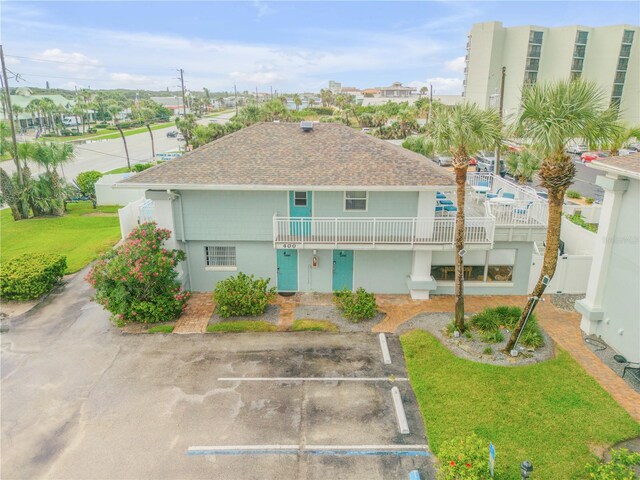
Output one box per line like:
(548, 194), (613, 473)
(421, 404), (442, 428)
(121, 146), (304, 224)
(445, 56), (466, 74)
(252, 1), (275, 18)
(109, 72), (152, 85)
(408, 77), (464, 95)
(35, 48), (101, 73)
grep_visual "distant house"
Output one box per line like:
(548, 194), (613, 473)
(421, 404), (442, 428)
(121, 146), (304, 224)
(150, 96), (187, 114)
(576, 153), (640, 363)
(117, 122), (548, 298)
(379, 82), (416, 98)
(362, 88), (381, 97)
(1, 88), (76, 130)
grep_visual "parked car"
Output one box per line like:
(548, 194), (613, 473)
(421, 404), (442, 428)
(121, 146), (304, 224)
(361, 128), (371, 134)
(166, 130), (178, 138)
(176, 133), (185, 141)
(618, 148), (634, 156)
(581, 151), (608, 163)
(567, 143), (588, 155)
(475, 151), (506, 177)
(626, 142), (640, 152)
(435, 154), (452, 167)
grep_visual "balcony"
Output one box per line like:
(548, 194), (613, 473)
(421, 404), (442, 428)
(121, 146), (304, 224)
(273, 216), (495, 250)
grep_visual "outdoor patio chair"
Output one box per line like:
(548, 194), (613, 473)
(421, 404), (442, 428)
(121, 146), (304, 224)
(502, 192), (516, 199)
(437, 199), (454, 205)
(486, 188), (502, 199)
(436, 193), (447, 199)
(513, 201), (533, 216)
(614, 355), (640, 380)
(478, 181), (490, 187)
(444, 205), (457, 214)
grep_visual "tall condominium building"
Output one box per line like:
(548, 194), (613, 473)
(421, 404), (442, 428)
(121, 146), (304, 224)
(463, 22), (639, 124)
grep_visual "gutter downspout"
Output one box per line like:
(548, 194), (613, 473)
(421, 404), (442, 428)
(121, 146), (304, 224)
(168, 189), (191, 291)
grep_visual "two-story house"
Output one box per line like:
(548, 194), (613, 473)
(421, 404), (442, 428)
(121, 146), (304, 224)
(117, 122), (548, 299)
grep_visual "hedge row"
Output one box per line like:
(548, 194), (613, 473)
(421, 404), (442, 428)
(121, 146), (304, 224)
(0, 254), (67, 301)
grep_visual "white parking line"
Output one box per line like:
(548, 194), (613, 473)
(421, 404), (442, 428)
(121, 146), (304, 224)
(217, 377), (409, 382)
(379, 333), (392, 364)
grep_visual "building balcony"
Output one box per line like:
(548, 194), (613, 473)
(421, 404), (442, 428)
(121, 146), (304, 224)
(273, 215), (495, 250)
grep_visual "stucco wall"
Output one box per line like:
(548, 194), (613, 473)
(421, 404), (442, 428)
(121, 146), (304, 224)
(353, 250), (413, 294)
(97, 174), (146, 206)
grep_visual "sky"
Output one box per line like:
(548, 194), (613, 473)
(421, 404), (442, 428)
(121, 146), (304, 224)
(1, 1), (638, 94)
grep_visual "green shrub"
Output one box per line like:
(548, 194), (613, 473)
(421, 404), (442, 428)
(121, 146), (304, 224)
(148, 325), (174, 333)
(566, 213), (598, 233)
(585, 197), (595, 204)
(445, 321), (458, 337)
(480, 329), (505, 343)
(566, 190), (582, 199)
(207, 321), (277, 332)
(292, 319), (339, 332)
(87, 128), (98, 134)
(0, 253), (67, 301)
(471, 306), (544, 348)
(308, 107), (334, 116)
(75, 170), (103, 206)
(333, 287), (378, 322)
(436, 433), (491, 480)
(94, 122), (108, 128)
(213, 272), (276, 318)
(586, 449), (640, 480)
(86, 222), (190, 324)
(483, 347), (493, 355)
(131, 162), (153, 172)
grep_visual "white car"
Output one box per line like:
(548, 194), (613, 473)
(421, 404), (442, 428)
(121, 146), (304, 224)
(176, 134), (185, 141)
(566, 143), (587, 155)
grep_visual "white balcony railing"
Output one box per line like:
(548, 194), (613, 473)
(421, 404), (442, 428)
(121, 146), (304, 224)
(273, 216), (495, 248)
(467, 172), (548, 226)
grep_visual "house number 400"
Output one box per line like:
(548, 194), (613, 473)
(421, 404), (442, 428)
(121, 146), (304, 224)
(282, 244), (298, 248)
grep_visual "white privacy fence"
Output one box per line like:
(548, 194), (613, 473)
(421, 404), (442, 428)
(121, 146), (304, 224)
(117, 199), (155, 239)
(273, 216), (495, 247)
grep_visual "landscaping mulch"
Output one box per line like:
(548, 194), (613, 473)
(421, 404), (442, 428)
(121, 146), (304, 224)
(294, 305), (385, 332)
(550, 293), (584, 312)
(208, 304), (280, 326)
(396, 312), (555, 366)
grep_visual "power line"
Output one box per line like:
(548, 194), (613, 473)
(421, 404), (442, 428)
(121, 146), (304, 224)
(5, 54), (105, 68)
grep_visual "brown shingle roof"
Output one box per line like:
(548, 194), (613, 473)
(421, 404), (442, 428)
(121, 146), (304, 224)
(119, 122), (455, 189)
(591, 152), (640, 180)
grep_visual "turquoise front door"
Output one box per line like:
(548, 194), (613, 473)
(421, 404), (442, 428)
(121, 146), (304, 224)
(332, 250), (354, 291)
(289, 191), (312, 237)
(277, 249), (298, 291)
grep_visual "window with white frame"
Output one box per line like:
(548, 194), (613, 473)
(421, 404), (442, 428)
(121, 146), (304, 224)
(430, 249), (516, 282)
(345, 191), (367, 211)
(205, 246), (236, 268)
(293, 191), (308, 207)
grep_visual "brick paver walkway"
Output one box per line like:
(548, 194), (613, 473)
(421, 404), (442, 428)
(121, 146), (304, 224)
(173, 293), (215, 334)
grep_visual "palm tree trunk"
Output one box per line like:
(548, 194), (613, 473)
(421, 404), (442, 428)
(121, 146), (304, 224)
(116, 125), (131, 170)
(505, 186), (564, 352)
(454, 164), (468, 330)
(146, 123), (155, 160)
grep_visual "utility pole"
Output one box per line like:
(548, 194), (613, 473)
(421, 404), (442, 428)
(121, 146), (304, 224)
(178, 68), (187, 115)
(234, 83), (238, 116)
(270, 85), (273, 99)
(0, 45), (22, 185)
(495, 66), (506, 177)
(427, 83), (433, 124)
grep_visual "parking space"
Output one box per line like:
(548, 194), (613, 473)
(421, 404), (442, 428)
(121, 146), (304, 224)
(2, 278), (432, 480)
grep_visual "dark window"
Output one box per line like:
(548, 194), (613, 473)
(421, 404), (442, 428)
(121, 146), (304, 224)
(615, 71), (627, 84)
(576, 30), (589, 44)
(526, 58), (540, 71)
(294, 191), (308, 207)
(527, 44), (542, 58)
(529, 30), (544, 44)
(623, 29), (635, 44)
(612, 84), (624, 97)
(205, 246), (236, 267)
(571, 58), (584, 71)
(618, 57), (629, 70)
(524, 71), (538, 84)
(486, 266), (514, 282)
(570, 71), (582, 81)
(619, 44), (632, 58)
(573, 44), (586, 58)
(345, 191), (367, 211)
(610, 97), (621, 109)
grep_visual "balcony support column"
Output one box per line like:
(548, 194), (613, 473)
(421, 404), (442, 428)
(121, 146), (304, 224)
(409, 250), (436, 300)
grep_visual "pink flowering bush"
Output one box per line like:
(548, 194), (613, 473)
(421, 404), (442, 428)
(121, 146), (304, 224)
(86, 222), (190, 324)
(437, 433), (491, 480)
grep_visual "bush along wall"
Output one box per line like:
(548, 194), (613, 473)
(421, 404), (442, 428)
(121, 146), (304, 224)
(333, 287), (378, 322)
(86, 222), (190, 325)
(0, 253), (67, 301)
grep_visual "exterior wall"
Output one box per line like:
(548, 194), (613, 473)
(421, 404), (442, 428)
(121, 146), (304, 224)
(313, 191), (419, 217)
(596, 179), (640, 361)
(464, 22), (640, 124)
(432, 241), (533, 295)
(186, 241), (277, 292)
(298, 250), (334, 292)
(96, 174), (146, 206)
(354, 251), (413, 294)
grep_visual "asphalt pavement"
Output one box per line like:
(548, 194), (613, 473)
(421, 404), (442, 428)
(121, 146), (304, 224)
(1, 270), (431, 480)
(1, 111), (236, 182)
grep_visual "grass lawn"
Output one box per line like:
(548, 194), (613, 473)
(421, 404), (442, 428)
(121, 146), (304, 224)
(291, 319), (339, 332)
(207, 321), (277, 333)
(104, 166), (135, 174)
(148, 325), (175, 334)
(44, 122), (175, 142)
(1, 202), (121, 273)
(401, 330), (640, 479)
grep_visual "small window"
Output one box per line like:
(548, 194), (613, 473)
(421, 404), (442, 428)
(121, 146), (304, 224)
(294, 191), (308, 207)
(570, 71), (582, 81)
(617, 57), (629, 71)
(615, 71), (626, 84)
(619, 43), (632, 58)
(576, 30), (589, 45)
(205, 246), (236, 269)
(345, 191), (367, 211)
(527, 44), (541, 58)
(524, 71), (538, 85)
(571, 58), (584, 71)
(529, 31), (543, 45)
(622, 29), (635, 44)
(573, 44), (586, 59)
(526, 58), (540, 71)
(612, 84), (624, 97)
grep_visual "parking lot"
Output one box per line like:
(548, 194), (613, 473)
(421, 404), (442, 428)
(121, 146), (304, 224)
(1, 273), (431, 480)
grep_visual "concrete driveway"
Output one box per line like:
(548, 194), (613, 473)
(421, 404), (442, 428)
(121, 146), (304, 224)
(1, 271), (432, 480)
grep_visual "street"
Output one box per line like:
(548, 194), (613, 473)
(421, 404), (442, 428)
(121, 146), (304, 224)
(1, 111), (235, 182)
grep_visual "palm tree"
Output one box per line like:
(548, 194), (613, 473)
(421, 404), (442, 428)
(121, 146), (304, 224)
(505, 79), (621, 352)
(12, 105), (24, 132)
(606, 124), (640, 156)
(307, 98), (316, 108)
(175, 113), (198, 149)
(372, 111), (389, 128)
(30, 142), (75, 215)
(320, 89), (333, 108)
(420, 86), (428, 97)
(293, 94), (302, 111)
(108, 101), (131, 170)
(504, 150), (541, 184)
(431, 103), (502, 331)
